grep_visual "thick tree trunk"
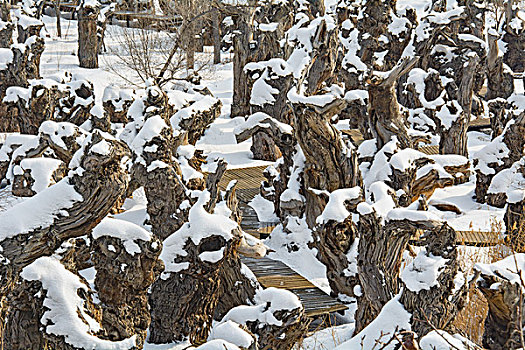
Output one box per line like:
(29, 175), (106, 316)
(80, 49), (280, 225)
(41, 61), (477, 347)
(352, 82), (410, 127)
(487, 31), (514, 101)
(476, 255), (525, 349)
(129, 88), (189, 241)
(475, 112), (525, 205)
(0, 4), (13, 48)
(0, 132), (130, 342)
(354, 213), (419, 332)
(400, 224), (470, 336)
(438, 55), (480, 156)
(92, 233), (163, 348)
(78, 2), (100, 69)
(367, 58), (417, 150)
(293, 98), (362, 228)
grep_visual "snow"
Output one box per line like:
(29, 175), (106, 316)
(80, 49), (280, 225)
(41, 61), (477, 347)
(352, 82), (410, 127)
(387, 208), (442, 223)
(301, 323), (355, 350)
(401, 248), (448, 292)
(160, 191), (238, 275)
(316, 187), (362, 224)
(40, 121), (86, 150)
(234, 112), (293, 137)
(0, 48), (13, 70)
(420, 331), (478, 350)
(475, 254), (525, 289)
(474, 134), (510, 175)
(207, 321), (253, 348)
(195, 340), (240, 350)
(221, 287), (301, 327)
(249, 194), (278, 222)
(0, 179), (83, 243)
(18, 158), (64, 193)
(335, 294), (412, 350)
(21, 257), (137, 349)
(92, 217), (152, 255)
(90, 139), (111, 155)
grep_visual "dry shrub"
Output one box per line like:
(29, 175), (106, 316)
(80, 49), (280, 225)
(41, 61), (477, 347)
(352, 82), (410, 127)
(453, 218), (511, 345)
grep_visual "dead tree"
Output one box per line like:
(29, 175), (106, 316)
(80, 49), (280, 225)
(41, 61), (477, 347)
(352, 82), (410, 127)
(476, 254), (525, 349)
(148, 191), (245, 345)
(4, 81), (64, 134)
(0, 1), (13, 48)
(78, 0), (100, 69)
(125, 86), (189, 241)
(502, 0), (525, 74)
(400, 224), (470, 336)
(475, 112), (525, 206)
(367, 58), (417, 150)
(0, 43), (46, 132)
(16, 16), (43, 44)
(292, 98), (362, 227)
(487, 30), (514, 101)
(91, 220), (163, 348)
(0, 131), (130, 342)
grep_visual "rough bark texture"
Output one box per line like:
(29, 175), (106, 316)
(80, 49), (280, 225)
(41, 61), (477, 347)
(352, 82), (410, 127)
(56, 80), (95, 125)
(5, 82), (64, 135)
(475, 112), (525, 205)
(312, 201), (361, 299)
(477, 261), (525, 349)
(0, 45), (31, 132)
(149, 233), (242, 345)
(177, 98), (222, 145)
(502, 1), (525, 74)
(436, 54), (480, 156)
(92, 235), (163, 348)
(103, 89), (134, 124)
(0, 17), (13, 48)
(293, 99), (363, 228)
(11, 160), (67, 197)
(130, 87), (189, 241)
(248, 306), (310, 350)
(367, 58), (417, 150)
(235, 113), (296, 220)
(400, 224), (469, 336)
(3, 274), (103, 350)
(17, 22), (43, 44)
(487, 31), (514, 101)
(0, 132), (130, 343)
(78, 1), (100, 69)
(356, 0), (413, 71)
(355, 213), (420, 332)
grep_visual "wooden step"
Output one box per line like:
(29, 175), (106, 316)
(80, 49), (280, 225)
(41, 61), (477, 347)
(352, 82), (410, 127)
(241, 256), (348, 318)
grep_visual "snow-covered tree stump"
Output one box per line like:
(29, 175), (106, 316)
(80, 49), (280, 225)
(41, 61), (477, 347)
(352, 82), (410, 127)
(148, 192), (243, 345)
(475, 112), (525, 206)
(0, 131), (130, 343)
(217, 288), (310, 350)
(102, 85), (135, 124)
(91, 218), (163, 348)
(55, 79), (96, 126)
(476, 254), (525, 349)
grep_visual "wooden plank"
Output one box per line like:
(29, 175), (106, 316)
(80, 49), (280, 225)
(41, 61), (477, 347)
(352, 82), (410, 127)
(241, 257), (348, 318)
(419, 145), (439, 155)
(468, 118), (491, 131)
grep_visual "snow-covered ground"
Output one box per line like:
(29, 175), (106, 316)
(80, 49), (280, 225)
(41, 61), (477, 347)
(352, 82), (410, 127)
(0, 5), (510, 349)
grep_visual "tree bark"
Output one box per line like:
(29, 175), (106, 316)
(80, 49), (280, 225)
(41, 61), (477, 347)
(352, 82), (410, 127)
(367, 58), (418, 150)
(78, 1), (100, 69)
(0, 131), (130, 342)
(212, 14), (221, 64)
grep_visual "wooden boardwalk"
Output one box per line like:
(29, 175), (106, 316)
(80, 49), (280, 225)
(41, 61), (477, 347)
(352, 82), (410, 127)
(217, 165), (503, 246)
(341, 119), (491, 147)
(241, 257), (348, 318)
